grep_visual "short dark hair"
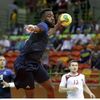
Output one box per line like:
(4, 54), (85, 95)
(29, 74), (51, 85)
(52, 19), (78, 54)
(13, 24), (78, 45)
(40, 8), (52, 17)
(69, 60), (78, 66)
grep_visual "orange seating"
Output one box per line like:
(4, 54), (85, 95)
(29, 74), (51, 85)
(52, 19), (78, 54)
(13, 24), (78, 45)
(3, 50), (20, 70)
(49, 51), (71, 65)
(86, 80), (99, 84)
(49, 51), (81, 66)
(71, 56), (80, 60)
(79, 63), (90, 69)
(71, 51), (80, 57)
(72, 45), (83, 51)
(57, 51), (71, 57)
(49, 51), (58, 57)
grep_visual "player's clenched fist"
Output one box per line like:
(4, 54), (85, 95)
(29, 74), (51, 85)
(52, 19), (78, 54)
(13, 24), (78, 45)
(24, 25), (39, 33)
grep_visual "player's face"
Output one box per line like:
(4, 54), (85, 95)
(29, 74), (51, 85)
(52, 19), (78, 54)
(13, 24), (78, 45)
(0, 56), (6, 69)
(69, 62), (78, 73)
(44, 11), (55, 27)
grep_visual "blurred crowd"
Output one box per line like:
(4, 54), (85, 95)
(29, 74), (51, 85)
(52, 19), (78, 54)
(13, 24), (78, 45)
(0, 0), (100, 74)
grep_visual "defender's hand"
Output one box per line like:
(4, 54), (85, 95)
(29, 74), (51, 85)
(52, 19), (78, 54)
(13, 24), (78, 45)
(1, 80), (10, 88)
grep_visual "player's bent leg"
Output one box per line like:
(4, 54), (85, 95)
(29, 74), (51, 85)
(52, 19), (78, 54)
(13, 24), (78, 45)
(24, 88), (34, 98)
(40, 79), (55, 98)
(14, 67), (35, 98)
(33, 63), (55, 98)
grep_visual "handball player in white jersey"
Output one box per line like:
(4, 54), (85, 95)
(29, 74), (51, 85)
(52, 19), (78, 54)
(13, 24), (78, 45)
(59, 60), (95, 98)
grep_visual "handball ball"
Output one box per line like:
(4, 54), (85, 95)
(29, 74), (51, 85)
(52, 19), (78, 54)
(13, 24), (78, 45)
(59, 13), (72, 27)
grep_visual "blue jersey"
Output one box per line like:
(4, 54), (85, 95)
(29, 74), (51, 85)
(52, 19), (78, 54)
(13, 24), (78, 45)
(13, 22), (50, 89)
(16, 22), (49, 63)
(0, 68), (15, 98)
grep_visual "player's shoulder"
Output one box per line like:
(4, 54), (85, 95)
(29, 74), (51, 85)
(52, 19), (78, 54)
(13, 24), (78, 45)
(37, 22), (48, 29)
(79, 73), (85, 78)
(37, 22), (49, 33)
(62, 73), (71, 78)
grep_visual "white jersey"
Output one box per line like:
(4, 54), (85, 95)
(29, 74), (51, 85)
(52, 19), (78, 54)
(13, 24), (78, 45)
(59, 72), (85, 98)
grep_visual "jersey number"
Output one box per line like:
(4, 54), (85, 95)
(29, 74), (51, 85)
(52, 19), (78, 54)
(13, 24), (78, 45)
(74, 80), (78, 85)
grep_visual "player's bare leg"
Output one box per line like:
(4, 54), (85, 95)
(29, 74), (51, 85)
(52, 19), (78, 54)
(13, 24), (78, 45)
(40, 79), (55, 98)
(24, 89), (34, 98)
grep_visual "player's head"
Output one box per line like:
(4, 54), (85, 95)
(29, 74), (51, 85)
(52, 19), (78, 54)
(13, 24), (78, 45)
(40, 8), (55, 28)
(0, 55), (6, 70)
(69, 60), (79, 73)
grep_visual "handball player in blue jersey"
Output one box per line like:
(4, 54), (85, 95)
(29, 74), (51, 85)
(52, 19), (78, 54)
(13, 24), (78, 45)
(12, 8), (63, 98)
(0, 55), (15, 98)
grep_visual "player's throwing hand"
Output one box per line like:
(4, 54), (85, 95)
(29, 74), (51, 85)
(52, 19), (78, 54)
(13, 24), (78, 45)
(24, 25), (39, 33)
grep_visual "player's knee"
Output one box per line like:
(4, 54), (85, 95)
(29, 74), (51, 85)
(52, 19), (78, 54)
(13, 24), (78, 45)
(41, 79), (55, 92)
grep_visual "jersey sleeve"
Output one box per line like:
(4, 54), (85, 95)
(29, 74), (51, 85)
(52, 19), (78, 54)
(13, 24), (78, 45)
(82, 74), (86, 84)
(59, 75), (67, 87)
(37, 22), (48, 34)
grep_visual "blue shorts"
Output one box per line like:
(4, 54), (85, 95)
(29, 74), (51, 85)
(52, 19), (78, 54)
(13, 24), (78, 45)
(14, 57), (50, 89)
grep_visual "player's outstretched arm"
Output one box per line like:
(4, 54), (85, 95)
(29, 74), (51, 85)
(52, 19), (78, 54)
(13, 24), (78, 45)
(59, 85), (78, 93)
(83, 83), (96, 98)
(24, 25), (42, 34)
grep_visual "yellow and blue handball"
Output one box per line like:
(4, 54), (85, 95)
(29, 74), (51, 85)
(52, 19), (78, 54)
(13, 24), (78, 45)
(59, 13), (72, 27)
